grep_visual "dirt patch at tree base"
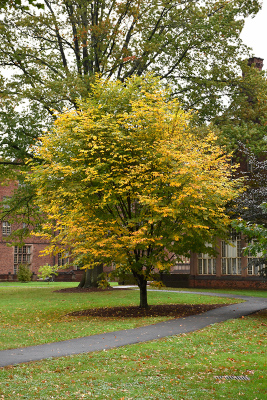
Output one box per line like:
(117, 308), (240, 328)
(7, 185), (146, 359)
(69, 303), (227, 318)
(57, 287), (227, 318)
(68, 304), (226, 318)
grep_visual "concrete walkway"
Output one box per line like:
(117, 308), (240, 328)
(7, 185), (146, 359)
(0, 290), (266, 368)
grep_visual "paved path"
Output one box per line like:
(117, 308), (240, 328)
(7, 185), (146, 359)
(0, 291), (266, 368)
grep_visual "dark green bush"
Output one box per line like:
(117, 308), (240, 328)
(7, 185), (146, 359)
(17, 264), (32, 282)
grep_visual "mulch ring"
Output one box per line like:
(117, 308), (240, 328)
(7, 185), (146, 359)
(56, 287), (226, 318)
(67, 303), (226, 319)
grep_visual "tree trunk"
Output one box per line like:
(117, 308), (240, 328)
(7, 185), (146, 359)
(78, 264), (103, 288)
(138, 278), (148, 308)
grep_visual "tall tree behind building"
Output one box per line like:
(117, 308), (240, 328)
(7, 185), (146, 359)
(214, 57), (267, 157)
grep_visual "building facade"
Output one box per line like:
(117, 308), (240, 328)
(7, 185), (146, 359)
(189, 232), (266, 289)
(1, 179), (266, 288)
(0, 181), (55, 279)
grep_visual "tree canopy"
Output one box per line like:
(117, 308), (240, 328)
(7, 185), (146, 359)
(229, 148), (267, 223)
(214, 60), (267, 156)
(29, 75), (242, 306)
(233, 202), (267, 278)
(231, 150), (267, 277)
(0, 0), (262, 173)
(0, 0), (264, 292)
(0, 0), (43, 8)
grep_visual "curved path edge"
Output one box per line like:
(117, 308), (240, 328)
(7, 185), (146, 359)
(0, 291), (266, 368)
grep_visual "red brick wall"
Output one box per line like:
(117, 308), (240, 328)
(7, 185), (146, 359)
(161, 273), (267, 290)
(189, 277), (267, 290)
(0, 179), (16, 273)
(0, 181), (54, 275)
(0, 242), (14, 273)
(0, 242), (55, 275)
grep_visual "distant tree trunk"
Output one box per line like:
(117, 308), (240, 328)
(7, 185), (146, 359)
(135, 273), (148, 308)
(78, 264), (103, 288)
(139, 281), (148, 308)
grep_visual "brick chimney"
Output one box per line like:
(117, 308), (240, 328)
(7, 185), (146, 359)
(247, 57), (264, 71)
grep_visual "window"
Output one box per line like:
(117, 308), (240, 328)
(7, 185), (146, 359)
(2, 196), (10, 209)
(58, 252), (69, 267)
(173, 256), (190, 272)
(221, 232), (242, 275)
(198, 253), (216, 275)
(247, 259), (260, 275)
(247, 160), (254, 173)
(14, 245), (31, 274)
(247, 240), (264, 276)
(2, 221), (11, 236)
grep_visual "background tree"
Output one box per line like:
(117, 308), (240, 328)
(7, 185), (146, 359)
(214, 59), (267, 157)
(230, 147), (267, 223)
(29, 75), (241, 307)
(214, 58), (267, 274)
(0, 0), (262, 285)
(231, 149), (267, 277)
(37, 263), (58, 282)
(233, 203), (267, 278)
(0, 0), (43, 8)
(0, 0), (262, 173)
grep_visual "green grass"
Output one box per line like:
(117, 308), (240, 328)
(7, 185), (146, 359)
(0, 283), (240, 350)
(0, 310), (265, 399)
(0, 281), (118, 287)
(153, 287), (267, 298)
(0, 281), (78, 288)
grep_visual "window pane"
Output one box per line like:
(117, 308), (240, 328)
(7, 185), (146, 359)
(232, 258), (236, 275)
(213, 259), (216, 274)
(203, 259), (207, 274)
(208, 259), (212, 274)
(198, 253), (216, 275)
(222, 259), (226, 275)
(2, 221), (11, 235)
(198, 259), (202, 274)
(238, 259), (241, 275)
(221, 241), (226, 258)
(237, 240), (242, 257)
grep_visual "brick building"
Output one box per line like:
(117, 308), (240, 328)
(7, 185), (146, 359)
(1, 181), (266, 287)
(188, 233), (266, 290)
(0, 181), (55, 279)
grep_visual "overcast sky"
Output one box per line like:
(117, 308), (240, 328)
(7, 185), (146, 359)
(240, 2), (266, 69)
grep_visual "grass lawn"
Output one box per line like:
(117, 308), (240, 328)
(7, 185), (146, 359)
(157, 287), (267, 298)
(0, 282), (240, 351)
(0, 309), (266, 399)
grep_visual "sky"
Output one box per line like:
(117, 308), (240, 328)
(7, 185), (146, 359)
(240, 1), (267, 69)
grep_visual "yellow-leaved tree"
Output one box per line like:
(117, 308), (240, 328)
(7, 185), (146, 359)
(29, 75), (241, 308)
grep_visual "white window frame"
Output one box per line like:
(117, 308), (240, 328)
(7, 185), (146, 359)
(58, 252), (69, 267)
(247, 240), (264, 276)
(14, 245), (32, 274)
(221, 232), (242, 275)
(198, 253), (216, 275)
(2, 221), (11, 236)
